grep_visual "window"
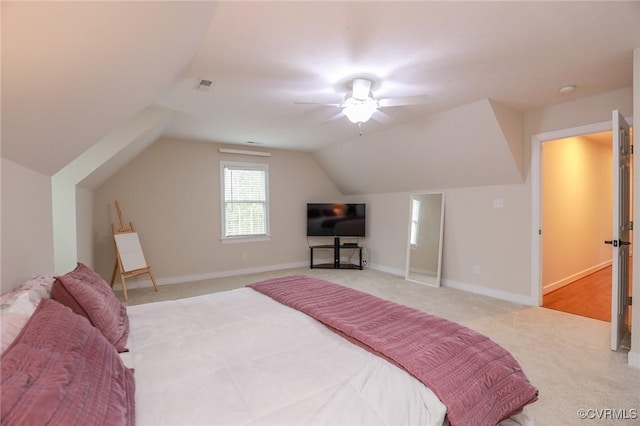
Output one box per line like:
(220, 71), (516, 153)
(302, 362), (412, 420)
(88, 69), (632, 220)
(409, 198), (421, 247)
(220, 161), (269, 240)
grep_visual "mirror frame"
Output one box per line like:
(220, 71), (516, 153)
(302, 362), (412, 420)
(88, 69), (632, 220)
(405, 192), (445, 287)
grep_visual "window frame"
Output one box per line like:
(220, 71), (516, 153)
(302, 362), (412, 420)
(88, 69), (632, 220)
(220, 160), (270, 243)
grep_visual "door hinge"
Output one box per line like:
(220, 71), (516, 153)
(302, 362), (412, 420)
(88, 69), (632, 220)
(631, 144), (634, 155)
(629, 296), (633, 306)
(631, 221), (634, 231)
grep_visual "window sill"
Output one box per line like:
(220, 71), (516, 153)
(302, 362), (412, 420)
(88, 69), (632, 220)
(221, 235), (271, 244)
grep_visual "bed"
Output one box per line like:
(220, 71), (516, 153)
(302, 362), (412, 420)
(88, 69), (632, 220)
(127, 275), (537, 426)
(1, 266), (538, 426)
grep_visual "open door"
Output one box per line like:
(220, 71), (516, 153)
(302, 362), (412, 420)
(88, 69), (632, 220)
(608, 110), (632, 351)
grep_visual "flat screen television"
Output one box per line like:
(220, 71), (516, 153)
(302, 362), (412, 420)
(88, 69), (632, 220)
(307, 203), (366, 237)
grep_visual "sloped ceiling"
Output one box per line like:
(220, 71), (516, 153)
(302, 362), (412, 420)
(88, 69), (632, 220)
(314, 99), (525, 195)
(75, 106), (174, 191)
(1, 1), (217, 176)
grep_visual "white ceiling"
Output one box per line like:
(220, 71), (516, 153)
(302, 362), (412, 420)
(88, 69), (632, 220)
(2, 1), (639, 178)
(159, 1), (639, 149)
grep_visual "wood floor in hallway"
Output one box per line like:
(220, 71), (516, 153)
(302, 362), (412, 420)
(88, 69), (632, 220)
(543, 266), (611, 322)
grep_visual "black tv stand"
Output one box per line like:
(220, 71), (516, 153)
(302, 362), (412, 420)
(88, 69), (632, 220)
(309, 237), (363, 270)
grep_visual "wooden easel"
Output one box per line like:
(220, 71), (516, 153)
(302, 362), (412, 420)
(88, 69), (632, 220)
(110, 200), (159, 302)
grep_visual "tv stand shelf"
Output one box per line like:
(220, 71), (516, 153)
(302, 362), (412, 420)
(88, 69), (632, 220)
(309, 238), (363, 270)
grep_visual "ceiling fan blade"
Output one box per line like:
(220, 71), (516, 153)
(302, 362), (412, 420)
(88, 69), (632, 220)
(322, 111), (345, 125)
(294, 101), (344, 107)
(371, 109), (394, 124)
(352, 78), (372, 100)
(378, 94), (430, 107)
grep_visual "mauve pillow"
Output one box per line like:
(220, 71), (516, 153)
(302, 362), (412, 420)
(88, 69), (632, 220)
(52, 263), (129, 352)
(0, 299), (135, 425)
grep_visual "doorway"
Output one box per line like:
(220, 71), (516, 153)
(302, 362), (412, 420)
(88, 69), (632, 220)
(540, 131), (613, 321)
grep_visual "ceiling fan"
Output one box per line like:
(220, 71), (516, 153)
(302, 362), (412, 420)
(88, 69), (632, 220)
(296, 78), (429, 131)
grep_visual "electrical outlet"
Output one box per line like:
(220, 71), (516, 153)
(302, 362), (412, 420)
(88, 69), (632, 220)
(363, 260), (368, 266)
(242, 253), (248, 261)
(474, 265), (480, 274)
(493, 198), (503, 209)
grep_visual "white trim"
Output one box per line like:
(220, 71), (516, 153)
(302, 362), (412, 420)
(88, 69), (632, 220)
(219, 148), (271, 157)
(221, 235), (270, 244)
(369, 263), (405, 277)
(543, 260), (612, 295)
(121, 261), (308, 289)
(443, 278), (538, 306)
(530, 117), (633, 307)
(628, 351), (640, 369)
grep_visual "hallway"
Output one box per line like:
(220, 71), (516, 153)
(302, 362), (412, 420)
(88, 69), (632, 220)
(543, 266), (611, 322)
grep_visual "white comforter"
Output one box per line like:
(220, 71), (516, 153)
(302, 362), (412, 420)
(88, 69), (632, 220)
(125, 288), (447, 426)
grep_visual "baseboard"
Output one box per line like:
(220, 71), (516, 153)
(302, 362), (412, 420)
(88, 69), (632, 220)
(442, 278), (538, 306)
(122, 261), (309, 289)
(369, 263), (405, 277)
(543, 260), (611, 295)
(366, 265), (536, 305)
(629, 351), (640, 369)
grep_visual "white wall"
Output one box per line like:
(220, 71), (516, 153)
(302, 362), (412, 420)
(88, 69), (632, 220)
(524, 88), (632, 148)
(76, 186), (94, 268)
(350, 184), (532, 303)
(93, 138), (344, 285)
(345, 192), (411, 276)
(0, 158), (54, 292)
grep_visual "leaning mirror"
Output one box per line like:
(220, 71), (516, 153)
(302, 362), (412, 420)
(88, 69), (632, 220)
(405, 193), (445, 287)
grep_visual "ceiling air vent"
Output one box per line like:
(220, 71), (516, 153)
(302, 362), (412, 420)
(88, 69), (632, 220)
(195, 79), (213, 92)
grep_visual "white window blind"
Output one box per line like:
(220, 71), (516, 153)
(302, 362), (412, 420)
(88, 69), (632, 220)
(221, 162), (269, 239)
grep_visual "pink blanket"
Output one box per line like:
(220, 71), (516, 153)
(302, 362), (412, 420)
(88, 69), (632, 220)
(248, 275), (538, 426)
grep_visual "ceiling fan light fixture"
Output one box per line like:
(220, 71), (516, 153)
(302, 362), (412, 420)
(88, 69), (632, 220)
(342, 96), (378, 124)
(352, 78), (372, 100)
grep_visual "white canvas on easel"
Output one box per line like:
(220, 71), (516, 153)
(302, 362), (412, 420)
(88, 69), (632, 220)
(110, 200), (159, 302)
(114, 233), (148, 272)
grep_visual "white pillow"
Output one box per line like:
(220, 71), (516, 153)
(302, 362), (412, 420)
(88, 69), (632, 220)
(0, 312), (30, 353)
(3, 292), (37, 316)
(0, 275), (54, 354)
(0, 275), (54, 312)
(0, 293), (38, 353)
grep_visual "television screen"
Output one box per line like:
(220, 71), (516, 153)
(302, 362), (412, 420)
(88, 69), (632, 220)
(307, 203), (366, 237)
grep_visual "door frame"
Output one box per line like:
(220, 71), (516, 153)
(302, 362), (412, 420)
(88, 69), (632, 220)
(530, 118), (632, 306)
